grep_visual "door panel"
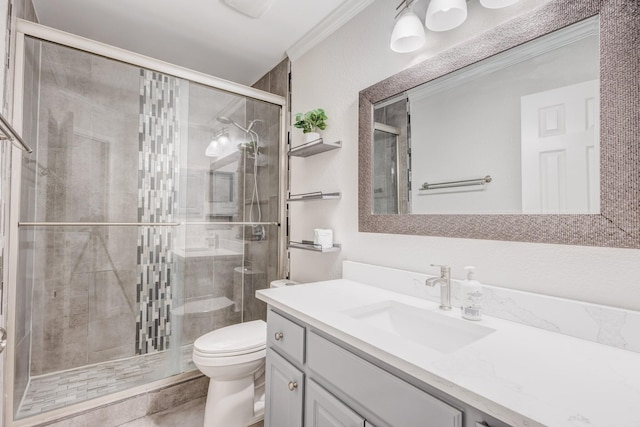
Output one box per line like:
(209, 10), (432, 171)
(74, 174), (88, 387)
(306, 379), (365, 427)
(265, 348), (304, 427)
(521, 80), (600, 213)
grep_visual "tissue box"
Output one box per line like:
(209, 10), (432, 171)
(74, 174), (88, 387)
(313, 229), (333, 249)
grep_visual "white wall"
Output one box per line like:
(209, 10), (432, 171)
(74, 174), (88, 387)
(289, 0), (640, 311)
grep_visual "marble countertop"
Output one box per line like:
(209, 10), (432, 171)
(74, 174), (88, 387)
(257, 279), (640, 427)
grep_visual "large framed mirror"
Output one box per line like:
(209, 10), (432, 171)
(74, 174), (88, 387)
(358, 0), (639, 248)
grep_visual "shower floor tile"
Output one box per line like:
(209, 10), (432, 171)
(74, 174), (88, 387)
(17, 346), (195, 419)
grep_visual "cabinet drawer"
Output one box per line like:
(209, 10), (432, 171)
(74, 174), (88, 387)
(267, 309), (305, 364)
(307, 331), (462, 427)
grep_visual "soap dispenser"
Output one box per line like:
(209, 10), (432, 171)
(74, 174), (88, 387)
(461, 266), (482, 321)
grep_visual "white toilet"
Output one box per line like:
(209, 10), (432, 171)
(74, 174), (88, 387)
(192, 320), (267, 427)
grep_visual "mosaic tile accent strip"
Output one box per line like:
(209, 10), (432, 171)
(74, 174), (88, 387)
(136, 70), (180, 354)
(16, 346), (195, 419)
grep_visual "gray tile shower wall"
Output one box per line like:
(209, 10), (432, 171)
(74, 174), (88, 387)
(26, 39), (141, 376)
(243, 58), (289, 322)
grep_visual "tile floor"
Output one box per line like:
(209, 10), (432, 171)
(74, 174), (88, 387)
(18, 346), (195, 419)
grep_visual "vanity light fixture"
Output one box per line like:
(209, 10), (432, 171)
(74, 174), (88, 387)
(205, 128), (230, 157)
(391, 0), (522, 52)
(391, 0), (426, 53)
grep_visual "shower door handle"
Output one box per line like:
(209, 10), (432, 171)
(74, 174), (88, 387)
(0, 327), (6, 354)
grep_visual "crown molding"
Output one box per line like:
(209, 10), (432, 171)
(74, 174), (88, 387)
(286, 0), (376, 61)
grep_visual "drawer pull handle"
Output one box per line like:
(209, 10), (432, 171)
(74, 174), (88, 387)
(288, 381), (298, 391)
(274, 332), (284, 341)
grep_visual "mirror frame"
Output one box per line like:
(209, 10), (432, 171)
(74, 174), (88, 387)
(358, 1), (639, 248)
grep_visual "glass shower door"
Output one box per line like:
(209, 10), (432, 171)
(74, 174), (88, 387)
(13, 31), (283, 420)
(15, 36), (187, 419)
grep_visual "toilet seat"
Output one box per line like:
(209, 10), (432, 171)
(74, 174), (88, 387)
(193, 347), (266, 367)
(194, 344), (265, 358)
(193, 320), (266, 359)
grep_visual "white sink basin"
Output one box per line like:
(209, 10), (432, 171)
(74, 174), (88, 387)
(345, 301), (494, 353)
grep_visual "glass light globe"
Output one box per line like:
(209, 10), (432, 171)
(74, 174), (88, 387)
(479, 0), (520, 9)
(205, 139), (218, 157)
(426, 0), (467, 32)
(390, 8), (426, 53)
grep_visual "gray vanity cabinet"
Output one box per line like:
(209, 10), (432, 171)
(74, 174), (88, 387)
(265, 307), (508, 427)
(265, 348), (304, 427)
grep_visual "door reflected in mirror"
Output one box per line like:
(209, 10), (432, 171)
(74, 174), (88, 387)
(372, 17), (599, 215)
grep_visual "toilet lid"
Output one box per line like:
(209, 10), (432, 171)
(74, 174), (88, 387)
(194, 320), (266, 355)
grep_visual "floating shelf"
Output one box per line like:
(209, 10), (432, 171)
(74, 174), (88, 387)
(288, 240), (341, 253)
(287, 191), (341, 202)
(288, 138), (341, 157)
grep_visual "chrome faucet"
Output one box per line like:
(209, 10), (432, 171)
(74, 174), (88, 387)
(425, 264), (452, 310)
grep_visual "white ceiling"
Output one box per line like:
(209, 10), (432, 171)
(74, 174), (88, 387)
(31, 0), (372, 86)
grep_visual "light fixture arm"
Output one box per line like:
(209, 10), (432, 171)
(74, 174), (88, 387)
(394, 0), (416, 19)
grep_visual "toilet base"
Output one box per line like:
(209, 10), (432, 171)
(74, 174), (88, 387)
(204, 376), (258, 427)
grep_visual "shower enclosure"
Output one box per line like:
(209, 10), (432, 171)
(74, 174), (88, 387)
(6, 20), (285, 425)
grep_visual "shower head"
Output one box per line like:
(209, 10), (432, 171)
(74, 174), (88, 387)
(216, 115), (249, 133)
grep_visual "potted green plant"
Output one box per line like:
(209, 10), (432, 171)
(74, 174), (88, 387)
(294, 108), (327, 142)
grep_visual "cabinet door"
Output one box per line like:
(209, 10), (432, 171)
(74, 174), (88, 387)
(265, 348), (304, 427)
(305, 379), (365, 427)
